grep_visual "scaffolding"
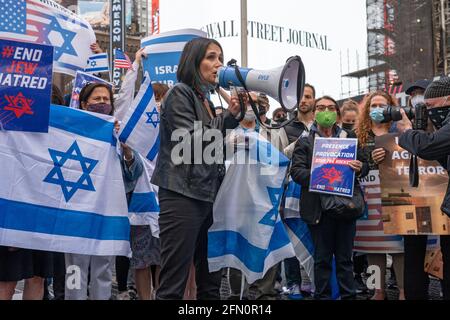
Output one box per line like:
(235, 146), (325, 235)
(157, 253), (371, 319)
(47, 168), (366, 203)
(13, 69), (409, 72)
(433, 0), (450, 76)
(343, 0), (436, 94)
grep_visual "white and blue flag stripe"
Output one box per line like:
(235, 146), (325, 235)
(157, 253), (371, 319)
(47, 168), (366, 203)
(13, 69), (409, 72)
(0, 105), (131, 256)
(85, 53), (109, 73)
(128, 155), (160, 236)
(118, 74), (160, 163)
(209, 131), (295, 283)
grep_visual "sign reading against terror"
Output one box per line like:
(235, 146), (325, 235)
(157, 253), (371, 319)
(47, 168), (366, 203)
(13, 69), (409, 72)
(309, 137), (358, 197)
(0, 39), (53, 132)
(376, 133), (450, 235)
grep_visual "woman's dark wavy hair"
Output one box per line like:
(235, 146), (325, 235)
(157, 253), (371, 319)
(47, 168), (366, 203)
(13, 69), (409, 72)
(177, 37), (223, 90)
(79, 82), (114, 116)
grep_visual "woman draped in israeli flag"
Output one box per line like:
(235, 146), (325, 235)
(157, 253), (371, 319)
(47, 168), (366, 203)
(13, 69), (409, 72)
(64, 83), (143, 300)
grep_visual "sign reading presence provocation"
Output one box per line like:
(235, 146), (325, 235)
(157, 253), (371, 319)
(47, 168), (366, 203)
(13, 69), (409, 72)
(376, 133), (450, 235)
(0, 39), (53, 132)
(309, 137), (358, 197)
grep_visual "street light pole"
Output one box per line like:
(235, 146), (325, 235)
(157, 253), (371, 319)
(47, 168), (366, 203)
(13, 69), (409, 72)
(240, 0), (248, 67)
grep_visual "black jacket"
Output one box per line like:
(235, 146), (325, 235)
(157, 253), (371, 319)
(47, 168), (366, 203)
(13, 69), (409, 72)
(151, 83), (239, 203)
(290, 125), (369, 225)
(284, 116), (310, 143)
(399, 113), (450, 216)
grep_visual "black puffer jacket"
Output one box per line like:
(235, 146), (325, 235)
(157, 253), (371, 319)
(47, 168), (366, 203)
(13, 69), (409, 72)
(151, 83), (239, 203)
(399, 113), (450, 217)
(290, 125), (369, 225)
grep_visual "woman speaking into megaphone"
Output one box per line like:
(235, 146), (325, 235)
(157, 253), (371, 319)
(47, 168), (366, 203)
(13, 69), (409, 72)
(151, 37), (241, 300)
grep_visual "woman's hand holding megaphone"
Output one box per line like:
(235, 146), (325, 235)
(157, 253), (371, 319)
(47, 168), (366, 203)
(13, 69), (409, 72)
(229, 90), (245, 118)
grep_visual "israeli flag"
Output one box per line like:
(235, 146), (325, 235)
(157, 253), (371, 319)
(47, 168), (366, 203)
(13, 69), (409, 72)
(118, 74), (159, 163)
(85, 53), (109, 74)
(0, 105), (130, 256)
(283, 178), (301, 219)
(208, 131), (296, 284)
(283, 180), (340, 298)
(128, 155), (160, 237)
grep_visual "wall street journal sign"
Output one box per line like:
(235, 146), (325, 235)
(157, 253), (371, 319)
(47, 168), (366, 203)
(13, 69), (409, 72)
(202, 20), (331, 51)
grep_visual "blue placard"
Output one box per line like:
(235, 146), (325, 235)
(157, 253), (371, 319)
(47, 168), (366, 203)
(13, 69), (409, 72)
(0, 39), (53, 132)
(142, 51), (181, 87)
(309, 137), (358, 197)
(70, 71), (112, 109)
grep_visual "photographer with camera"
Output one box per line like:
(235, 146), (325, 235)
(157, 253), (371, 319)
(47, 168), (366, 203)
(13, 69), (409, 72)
(397, 77), (450, 300)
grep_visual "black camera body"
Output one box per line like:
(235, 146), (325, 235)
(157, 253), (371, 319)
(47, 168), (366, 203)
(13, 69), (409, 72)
(382, 103), (428, 130)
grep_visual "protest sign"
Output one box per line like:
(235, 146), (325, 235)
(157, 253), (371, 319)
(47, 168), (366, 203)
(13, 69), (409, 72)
(141, 29), (206, 86)
(309, 137), (358, 197)
(355, 170), (404, 253)
(0, 0), (96, 77)
(376, 133), (450, 235)
(0, 39), (53, 132)
(69, 71), (112, 109)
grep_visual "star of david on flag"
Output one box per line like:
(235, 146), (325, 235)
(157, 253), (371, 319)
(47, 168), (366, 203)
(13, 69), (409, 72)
(0, 105), (131, 256)
(208, 131), (296, 283)
(85, 53), (109, 74)
(119, 74), (160, 163)
(44, 141), (98, 202)
(146, 107), (160, 128)
(0, 0), (96, 76)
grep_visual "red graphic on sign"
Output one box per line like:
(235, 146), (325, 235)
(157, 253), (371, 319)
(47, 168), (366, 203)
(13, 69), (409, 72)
(321, 167), (343, 184)
(3, 92), (34, 118)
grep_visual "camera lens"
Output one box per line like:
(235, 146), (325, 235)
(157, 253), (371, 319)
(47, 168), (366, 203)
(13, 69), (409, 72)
(383, 106), (414, 122)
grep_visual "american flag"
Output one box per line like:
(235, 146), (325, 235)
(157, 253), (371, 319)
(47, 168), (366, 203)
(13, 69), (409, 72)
(114, 49), (133, 70)
(354, 170), (404, 253)
(0, 0), (96, 76)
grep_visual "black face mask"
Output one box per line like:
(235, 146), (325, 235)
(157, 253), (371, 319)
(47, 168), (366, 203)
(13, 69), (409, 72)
(428, 106), (450, 129)
(275, 116), (287, 123)
(257, 104), (267, 116)
(342, 122), (355, 130)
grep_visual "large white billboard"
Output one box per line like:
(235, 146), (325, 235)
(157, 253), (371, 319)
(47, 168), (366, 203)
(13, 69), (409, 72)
(159, 0), (367, 111)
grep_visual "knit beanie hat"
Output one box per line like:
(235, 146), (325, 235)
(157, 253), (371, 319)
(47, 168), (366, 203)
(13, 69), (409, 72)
(424, 76), (450, 99)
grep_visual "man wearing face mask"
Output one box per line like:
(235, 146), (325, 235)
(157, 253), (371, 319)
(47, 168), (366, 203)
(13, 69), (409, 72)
(406, 79), (431, 108)
(397, 77), (450, 300)
(256, 93), (272, 125)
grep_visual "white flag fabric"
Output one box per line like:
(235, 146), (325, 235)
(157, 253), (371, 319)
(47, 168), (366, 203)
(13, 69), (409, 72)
(0, 0), (97, 76)
(128, 155), (160, 236)
(118, 74), (159, 163)
(85, 53), (109, 74)
(116, 72), (160, 231)
(0, 105), (130, 256)
(208, 130), (295, 284)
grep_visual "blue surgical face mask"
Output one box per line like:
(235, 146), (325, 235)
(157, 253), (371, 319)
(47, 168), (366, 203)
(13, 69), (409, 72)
(369, 107), (385, 123)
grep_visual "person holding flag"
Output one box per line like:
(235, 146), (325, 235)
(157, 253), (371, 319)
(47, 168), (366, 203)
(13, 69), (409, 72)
(151, 37), (241, 300)
(64, 82), (143, 300)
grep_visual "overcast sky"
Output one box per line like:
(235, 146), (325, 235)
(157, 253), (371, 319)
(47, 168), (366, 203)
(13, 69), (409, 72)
(159, 0), (367, 113)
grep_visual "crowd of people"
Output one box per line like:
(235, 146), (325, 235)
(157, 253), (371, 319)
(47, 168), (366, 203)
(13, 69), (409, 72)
(0, 36), (449, 301)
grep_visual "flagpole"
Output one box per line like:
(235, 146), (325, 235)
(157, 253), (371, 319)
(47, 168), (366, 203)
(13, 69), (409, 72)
(240, 0), (248, 67)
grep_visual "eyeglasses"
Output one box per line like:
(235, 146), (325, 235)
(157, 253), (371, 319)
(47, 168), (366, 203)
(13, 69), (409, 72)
(316, 105), (337, 112)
